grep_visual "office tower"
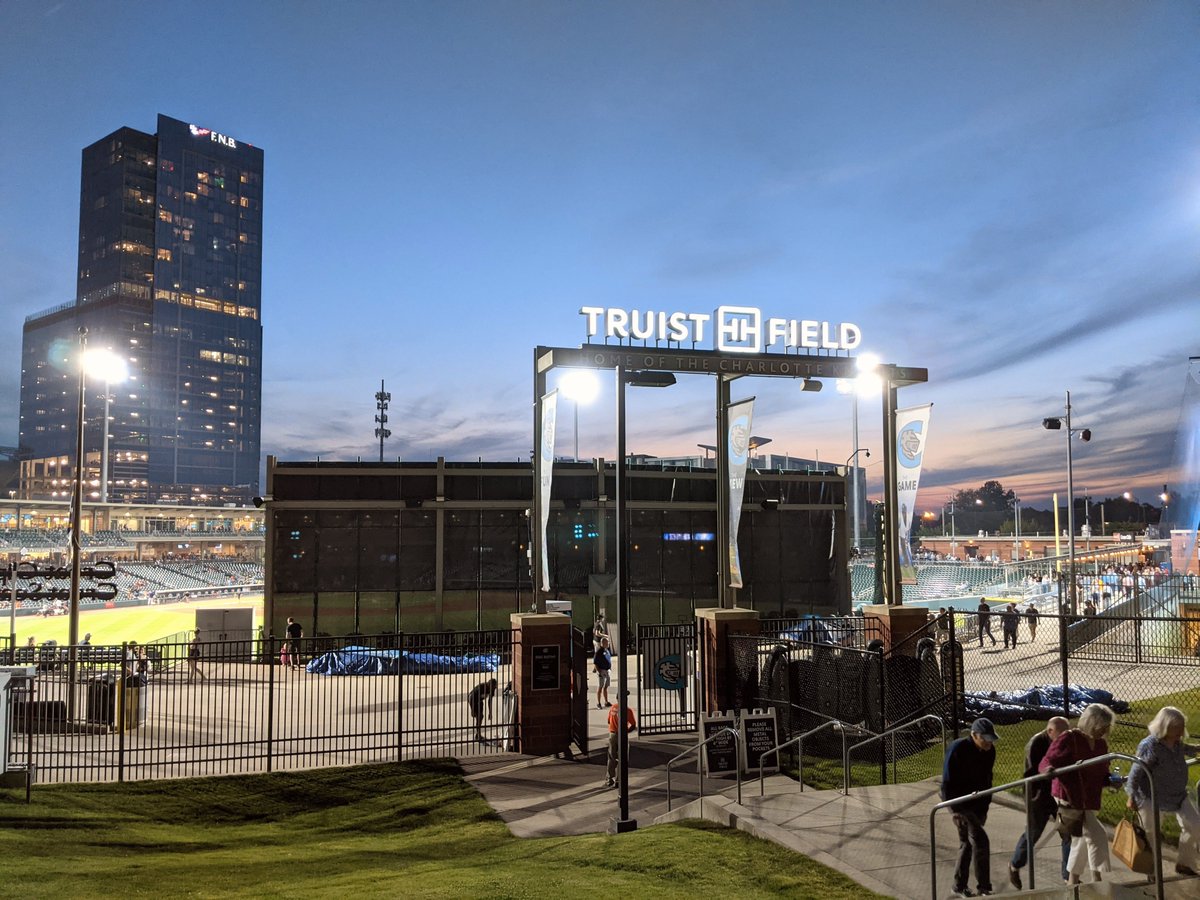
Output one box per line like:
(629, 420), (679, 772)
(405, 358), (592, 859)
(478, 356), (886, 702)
(19, 115), (263, 505)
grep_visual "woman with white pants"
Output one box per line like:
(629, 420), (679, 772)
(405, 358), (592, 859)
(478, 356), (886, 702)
(1040, 703), (1116, 884)
(1127, 706), (1200, 877)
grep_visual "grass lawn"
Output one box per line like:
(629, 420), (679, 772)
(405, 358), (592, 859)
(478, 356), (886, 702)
(0, 760), (886, 899)
(11, 595), (263, 648)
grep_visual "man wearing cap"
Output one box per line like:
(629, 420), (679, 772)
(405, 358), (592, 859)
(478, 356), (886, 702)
(941, 717), (999, 897)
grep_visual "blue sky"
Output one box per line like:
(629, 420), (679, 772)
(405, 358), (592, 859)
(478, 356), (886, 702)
(1, 0), (1196, 509)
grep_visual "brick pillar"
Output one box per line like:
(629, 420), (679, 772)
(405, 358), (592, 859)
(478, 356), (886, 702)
(695, 607), (759, 715)
(861, 604), (930, 656)
(510, 613), (572, 756)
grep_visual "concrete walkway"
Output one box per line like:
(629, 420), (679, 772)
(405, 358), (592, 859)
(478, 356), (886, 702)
(462, 722), (1200, 899)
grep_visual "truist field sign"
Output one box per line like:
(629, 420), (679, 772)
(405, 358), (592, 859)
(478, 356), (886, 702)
(581, 305), (862, 355)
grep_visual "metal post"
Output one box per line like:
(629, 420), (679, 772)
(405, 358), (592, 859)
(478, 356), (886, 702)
(1065, 391), (1078, 615)
(715, 376), (731, 608)
(881, 376), (901, 604)
(7, 561), (16, 657)
(266, 634), (276, 772)
(67, 327), (88, 720)
(614, 365), (635, 831)
(851, 391), (860, 550)
(1059, 596), (1070, 718)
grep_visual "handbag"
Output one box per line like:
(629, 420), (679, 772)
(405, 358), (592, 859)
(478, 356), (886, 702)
(1111, 812), (1154, 874)
(1056, 806), (1085, 839)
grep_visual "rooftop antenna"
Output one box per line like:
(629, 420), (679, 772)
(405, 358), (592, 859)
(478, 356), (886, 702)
(374, 379), (392, 462)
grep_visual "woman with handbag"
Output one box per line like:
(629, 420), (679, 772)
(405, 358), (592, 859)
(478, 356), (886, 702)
(1039, 703), (1116, 885)
(1126, 706), (1200, 877)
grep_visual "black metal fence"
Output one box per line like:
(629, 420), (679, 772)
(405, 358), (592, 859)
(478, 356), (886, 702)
(4, 629), (518, 783)
(729, 596), (1200, 788)
(636, 622), (697, 735)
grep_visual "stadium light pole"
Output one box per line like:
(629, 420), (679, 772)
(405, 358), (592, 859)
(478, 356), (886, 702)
(1043, 390), (1091, 615)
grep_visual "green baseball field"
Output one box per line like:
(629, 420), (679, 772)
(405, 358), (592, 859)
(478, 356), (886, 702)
(5, 594), (264, 648)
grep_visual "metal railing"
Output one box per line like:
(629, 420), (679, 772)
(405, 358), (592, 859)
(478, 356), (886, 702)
(666, 726), (742, 812)
(845, 714), (948, 794)
(757, 717), (871, 797)
(928, 752), (1162, 900)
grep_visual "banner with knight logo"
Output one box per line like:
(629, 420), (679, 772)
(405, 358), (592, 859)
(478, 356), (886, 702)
(896, 403), (932, 585)
(726, 397), (755, 588)
(538, 390), (558, 591)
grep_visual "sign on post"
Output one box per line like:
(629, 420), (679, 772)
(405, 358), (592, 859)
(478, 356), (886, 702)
(739, 708), (779, 775)
(700, 710), (738, 776)
(531, 645), (560, 691)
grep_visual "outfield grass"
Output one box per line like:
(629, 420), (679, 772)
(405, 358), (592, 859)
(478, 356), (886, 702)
(0, 761), (885, 899)
(9, 595), (263, 647)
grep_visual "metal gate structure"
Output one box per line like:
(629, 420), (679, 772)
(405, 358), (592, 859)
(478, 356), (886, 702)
(5, 628), (519, 784)
(570, 626), (589, 755)
(636, 622), (696, 735)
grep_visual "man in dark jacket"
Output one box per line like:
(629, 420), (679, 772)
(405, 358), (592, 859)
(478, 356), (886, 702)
(1008, 716), (1071, 889)
(942, 717), (999, 897)
(976, 600), (996, 647)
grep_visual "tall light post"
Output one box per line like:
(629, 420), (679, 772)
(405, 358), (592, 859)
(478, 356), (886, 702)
(837, 353), (880, 552)
(1043, 390), (1092, 614)
(560, 369), (599, 462)
(614, 367), (675, 833)
(1010, 496), (1021, 561)
(87, 348), (128, 504)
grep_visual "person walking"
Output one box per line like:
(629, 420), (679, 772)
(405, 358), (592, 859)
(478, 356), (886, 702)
(1126, 706), (1200, 877)
(186, 630), (207, 683)
(1025, 603), (1039, 641)
(1001, 603), (1020, 649)
(467, 677), (498, 742)
(593, 636), (612, 708)
(285, 617), (304, 670)
(1040, 703), (1116, 885)
(592, 613), (608, 652)
(976, 600), (996, 647)
(605, 701), (637, 788)
(942, 717), (999, 897)
(1009, 716), (1072, 889)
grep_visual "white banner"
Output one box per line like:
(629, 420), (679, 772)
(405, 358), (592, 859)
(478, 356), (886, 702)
(726, 397), (755, 589)
(538, 390), (558, 592)
(895, 403), (932, 585)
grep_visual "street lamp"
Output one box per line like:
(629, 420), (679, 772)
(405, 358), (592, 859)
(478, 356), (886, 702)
(844, 448), (870, 549)
(84, 347), (128, 504)
(837, 353), (881, 552)
(614, 367), (675, 834)
(559, 369), (599, 462)
(1042, 390), (1092, 614)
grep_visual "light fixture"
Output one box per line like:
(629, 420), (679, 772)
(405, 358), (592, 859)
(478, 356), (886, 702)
(800, 378), (822, 392)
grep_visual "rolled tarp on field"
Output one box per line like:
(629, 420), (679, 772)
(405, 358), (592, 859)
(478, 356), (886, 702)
(305, 646), (501, 676)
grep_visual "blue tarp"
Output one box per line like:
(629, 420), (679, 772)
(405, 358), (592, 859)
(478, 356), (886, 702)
(305, 646), (501, 676)
(964, 684), (1130, 725)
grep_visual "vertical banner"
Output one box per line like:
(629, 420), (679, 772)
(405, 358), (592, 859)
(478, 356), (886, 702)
(895, 403), (932, 586)
(726, 397), (755, 588)
(538, 389), (558, 592)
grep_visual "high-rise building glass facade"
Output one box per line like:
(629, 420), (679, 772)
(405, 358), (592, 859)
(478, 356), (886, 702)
(20, 115), (263, 504)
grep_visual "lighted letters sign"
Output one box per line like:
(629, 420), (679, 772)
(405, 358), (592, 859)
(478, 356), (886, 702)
(580, 306), (861, 354)
(189, 123), (239, 149)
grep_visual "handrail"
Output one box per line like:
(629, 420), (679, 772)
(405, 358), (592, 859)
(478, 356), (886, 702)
(666, 726), (742, 812)
(844, 714), (948, 794)
(757, 717), (861, 796)
(928, 752), (1161, 900)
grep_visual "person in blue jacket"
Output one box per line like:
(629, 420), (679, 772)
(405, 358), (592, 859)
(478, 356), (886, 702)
(942, 718), (998, 897)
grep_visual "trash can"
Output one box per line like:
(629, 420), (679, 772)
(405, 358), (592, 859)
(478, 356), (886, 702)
(86, 673), (118, 725)
(118, 676), (146, 730)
